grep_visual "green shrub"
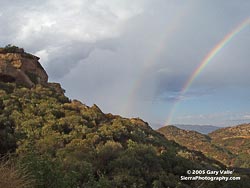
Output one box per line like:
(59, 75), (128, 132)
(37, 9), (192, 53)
(18, 152), (77, 188)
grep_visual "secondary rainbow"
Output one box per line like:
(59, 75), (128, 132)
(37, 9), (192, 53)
(123, 5), (192, 115)
(166, 17), (250, 125)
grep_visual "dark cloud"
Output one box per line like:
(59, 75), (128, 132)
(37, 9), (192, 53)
(43, 42), (95, 79)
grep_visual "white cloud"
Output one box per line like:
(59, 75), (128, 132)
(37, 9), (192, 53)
(0, 0), (148, 78)
(14, 0), (145, 43)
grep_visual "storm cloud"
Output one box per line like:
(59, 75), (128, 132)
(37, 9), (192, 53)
(1, 0), (250, 127)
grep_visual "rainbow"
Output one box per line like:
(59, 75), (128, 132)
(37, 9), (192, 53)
(123, 5), (192, 115)
(166, 17), (250, 125)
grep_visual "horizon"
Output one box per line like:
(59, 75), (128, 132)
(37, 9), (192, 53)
(1, 1), (250, 128)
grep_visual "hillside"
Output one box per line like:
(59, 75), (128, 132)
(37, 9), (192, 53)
(209, 124), (250, 168)
(0, 46), (249, 188)
(157, 126), (235, 166)
(1, 82), (233, 188)
(158, 125), (250, 168)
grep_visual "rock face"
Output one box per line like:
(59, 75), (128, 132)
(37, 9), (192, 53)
(0, 46), (48, 87)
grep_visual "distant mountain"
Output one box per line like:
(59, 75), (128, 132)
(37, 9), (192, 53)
(158, 124), (250, 168)
(174, 124), (221, 134)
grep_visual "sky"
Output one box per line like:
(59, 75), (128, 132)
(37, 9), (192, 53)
(1, 0), (250, 128)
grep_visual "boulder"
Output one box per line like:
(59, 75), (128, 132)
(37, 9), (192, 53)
(0, 46), (48, 87)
